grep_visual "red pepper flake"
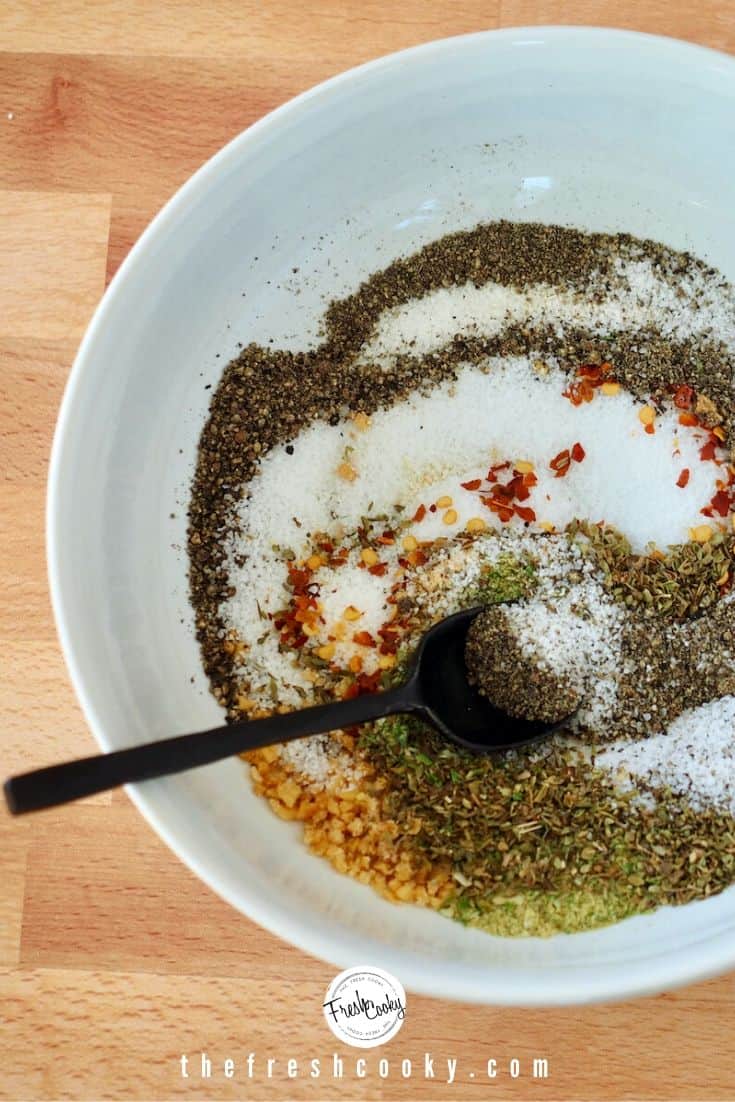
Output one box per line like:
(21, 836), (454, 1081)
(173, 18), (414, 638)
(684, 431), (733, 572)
(494, 482), (515, 501)
(377, 627), (400, 655)
(287, 565), (313, 591)
(679, 412), (699, 427)
(429, 503), (437, 513)
(673, 384), (695, 409)
(549, 449), (571, 477)
(676, 468), (690, 489)
(342, 670), (382, 699)
(562, 380), (595, 406)
(571, 441), (586, 463)
(700, 441), (717, 461)
(273, 563), (327, 650)
(644, 423), (655, 436)
(486, 461), (511, 483)
(468, 462), (542, 522)
(504, 474), (528, 501)
(358, 671), (381, 693)
(461, 478), (482, 491)
(378, 625), (399, 640)
(709, 490), (731, 517)
(480, 496), (514, 523)
(577, 363), (611, 383)
(407, 549), (428, 566)
(515, 505), (536, 523)
(368, 563), (388, 577)
(413, 504), (427, 523)
(352, 630), (376, 647)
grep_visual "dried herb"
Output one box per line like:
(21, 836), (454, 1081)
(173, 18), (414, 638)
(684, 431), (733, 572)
(358, 715), (735, 935)
(568, 519), (734, 620)
(463, 553), (538, 606)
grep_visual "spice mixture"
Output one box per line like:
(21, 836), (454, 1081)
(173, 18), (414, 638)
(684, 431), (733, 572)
(465, 605), (582, 724)
(188, 220), (735, 937)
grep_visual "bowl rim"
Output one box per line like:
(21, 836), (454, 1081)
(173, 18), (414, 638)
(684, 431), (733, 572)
(47, 24), (735, 1006)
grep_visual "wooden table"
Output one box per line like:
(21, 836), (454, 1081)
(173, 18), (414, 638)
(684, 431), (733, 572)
(2, 3), (735, 1099)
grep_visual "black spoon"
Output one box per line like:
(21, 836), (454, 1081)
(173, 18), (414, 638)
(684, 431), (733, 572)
(4, 607), (560, 816)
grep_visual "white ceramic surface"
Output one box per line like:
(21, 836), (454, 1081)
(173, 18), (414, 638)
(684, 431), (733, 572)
(48, 27), (735, 1006)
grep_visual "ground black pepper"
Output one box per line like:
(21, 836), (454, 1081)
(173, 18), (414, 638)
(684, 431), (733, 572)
(465, 605), (581, 724)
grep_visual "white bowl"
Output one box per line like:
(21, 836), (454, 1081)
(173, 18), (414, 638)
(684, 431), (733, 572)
(49, 27), (735, 1005)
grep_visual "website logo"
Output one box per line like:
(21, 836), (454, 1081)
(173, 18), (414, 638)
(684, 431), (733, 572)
(323, 966), (406, 1048)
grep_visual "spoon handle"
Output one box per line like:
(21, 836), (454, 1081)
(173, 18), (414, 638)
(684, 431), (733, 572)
(4, 679), (421, 815)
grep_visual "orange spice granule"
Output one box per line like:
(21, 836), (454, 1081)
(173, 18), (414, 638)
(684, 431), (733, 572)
(244, 746), (452, 907)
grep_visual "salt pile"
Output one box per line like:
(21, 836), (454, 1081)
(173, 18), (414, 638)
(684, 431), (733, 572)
(595, 696), (735, 815)
(361, 259), (735, 364)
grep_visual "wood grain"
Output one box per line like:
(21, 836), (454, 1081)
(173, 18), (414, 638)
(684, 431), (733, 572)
(0, 192), (110, 340)
(0, 1), (498, 58)
(498, 0), (735, 51)
(1, 3), (735, 1099)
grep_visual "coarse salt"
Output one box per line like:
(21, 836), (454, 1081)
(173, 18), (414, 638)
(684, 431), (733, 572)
(280, 732), (364, 787)
(595, 696), (735, 814)
(361, 258), (735, 364)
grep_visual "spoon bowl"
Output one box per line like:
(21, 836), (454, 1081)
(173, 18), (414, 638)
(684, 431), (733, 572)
(412, 607), (556, 751)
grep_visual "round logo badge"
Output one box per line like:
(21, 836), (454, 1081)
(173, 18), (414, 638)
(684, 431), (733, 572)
(323, 965), (406, 1048)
